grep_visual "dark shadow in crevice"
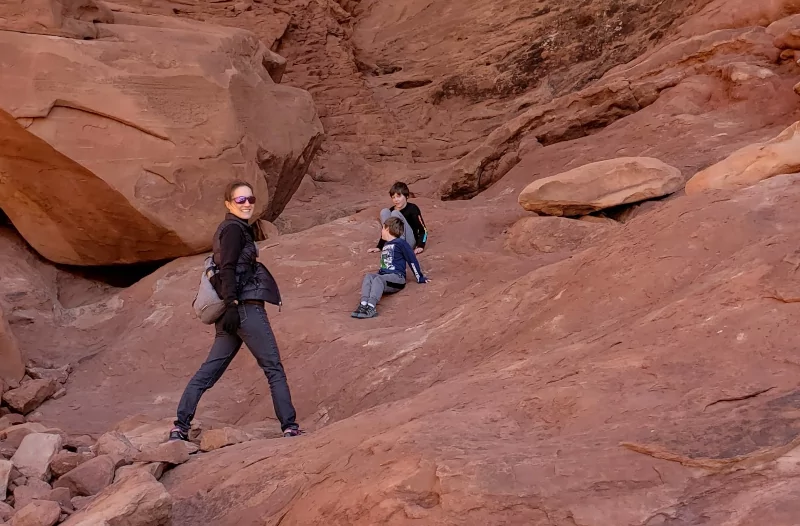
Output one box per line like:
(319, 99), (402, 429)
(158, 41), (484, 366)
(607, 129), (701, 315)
(590, 194), (674, 223)
(395, 79), (432, 89)
(0, 207), (172, 289)
(56, 259), (172, 289)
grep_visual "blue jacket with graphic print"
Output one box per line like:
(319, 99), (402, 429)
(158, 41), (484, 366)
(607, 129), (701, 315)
(378, 238), (426, 283)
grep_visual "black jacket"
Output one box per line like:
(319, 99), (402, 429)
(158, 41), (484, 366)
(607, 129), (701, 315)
(211, 214), (281, 307)
(376, 203), (428, 249)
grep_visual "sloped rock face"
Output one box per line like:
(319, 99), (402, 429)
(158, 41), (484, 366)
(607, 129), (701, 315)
(686, 121), (800, 193)
(9, 2), (800, 526)
(105, 0), (723, 226)
(156, 174), (800, 525)
(0, 12), (323, 265)
(0, 0), (113, 39)
(0, 304), (24, 384)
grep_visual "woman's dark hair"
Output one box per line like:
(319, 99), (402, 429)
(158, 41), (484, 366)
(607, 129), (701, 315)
(389, 181), (410, 198)
(224, 180), (253, 202)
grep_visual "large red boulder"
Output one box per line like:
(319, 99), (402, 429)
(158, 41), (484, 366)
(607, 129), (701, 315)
(0, 13), (323, 265)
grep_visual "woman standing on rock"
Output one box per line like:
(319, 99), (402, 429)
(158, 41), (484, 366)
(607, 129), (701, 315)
(169, 181), (303, 441)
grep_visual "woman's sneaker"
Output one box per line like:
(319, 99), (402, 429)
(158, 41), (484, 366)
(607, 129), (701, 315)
(168, 427), (189, 442)
(361, 305), (378, 318)
(283, 427), (305, 438)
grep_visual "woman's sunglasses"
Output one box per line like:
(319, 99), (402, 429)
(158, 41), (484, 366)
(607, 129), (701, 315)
(232, 196), (257, 205)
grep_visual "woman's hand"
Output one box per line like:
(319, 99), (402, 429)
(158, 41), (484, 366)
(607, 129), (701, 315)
(368, 248), (380, 253)
(221, 305), (240, 334)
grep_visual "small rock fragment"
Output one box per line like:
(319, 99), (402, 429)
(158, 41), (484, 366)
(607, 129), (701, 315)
(53, 455), (115, 496)
(10, 434), (62, 480)
(2, 381), (56, 415)
(134, 440), (189, 465)
(0, 460), (11, 497)
(0, 501), (13, 522)
(49, 452), (92, 479)
(25, 366), (70, 386)
(23, 414), (42, 424)
(0, 444), (16, 460)
(13, 479), (52, 510)
(114, 462), (166, 483)
(200, 427), (249, 452)
(70, 497), (92, 512)
(8, 500), (60, 526)
(95, 432), (138, 464)
(60, 471), (171, 526)
(0, 424), (47, 449)
(42, 487), (72, 509)
(0, 416), (25, 429)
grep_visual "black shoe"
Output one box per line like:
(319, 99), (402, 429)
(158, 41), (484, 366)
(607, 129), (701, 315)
(168, 427), (189, 442)
(361, 305), (378, 318)
(351, 304), (367, 318)
(283, 427), (305, 438)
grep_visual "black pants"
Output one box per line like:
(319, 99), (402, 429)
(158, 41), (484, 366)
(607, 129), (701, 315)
(175, 303), (298, 432)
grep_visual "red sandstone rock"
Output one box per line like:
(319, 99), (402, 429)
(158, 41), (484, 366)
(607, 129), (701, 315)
(114, 463), (166, 483)
(13, 479), (52, 511)
(95, 432), (138, 465)
(2, 381), (56, 415)
(686, 120), (800, 193)
(69, 497), (92, 512)
(49, 452), (92, 479)
(0, 0), (112, 39)
(53, 456), (115, 497)
(24, 366), (69, 386)
(42, 487), (72, 510)
(0, 502), (12, 522)
(518, 157), (684, 216)
(0, 13), (323, 266)
(5, 1), (800, 525)
(504, 216), (612, 257)
(8, 500), (60, 526)
(0, 306), (24, 385)
(61, 471), (171, 526)
(9, 434), (61, 481)
(199, 428), (250, 452)
(134, 441), (189, 465)
(0, 425), (48, 450)
(0, 460), (11, 498)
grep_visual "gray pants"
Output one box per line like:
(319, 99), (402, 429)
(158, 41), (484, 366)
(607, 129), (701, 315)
(361, 272), (406, 306)
(380, 208), (415, 249)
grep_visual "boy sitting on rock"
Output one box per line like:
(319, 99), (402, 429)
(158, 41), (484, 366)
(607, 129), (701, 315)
(353, 217), (427, 319)
(368, 181), (428, 255)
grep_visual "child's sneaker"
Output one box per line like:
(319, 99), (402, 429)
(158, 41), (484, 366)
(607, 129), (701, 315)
(283, 427), (305, 438)
(168, 427), (189, 442)
(351, 304), (367, 318)
(361, 305), (378, 318)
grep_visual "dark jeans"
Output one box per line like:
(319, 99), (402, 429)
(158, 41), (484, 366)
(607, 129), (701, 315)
(175, 303), (298, 432)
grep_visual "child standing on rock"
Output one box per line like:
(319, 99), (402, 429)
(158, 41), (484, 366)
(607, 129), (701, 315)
(353, 217), (427, 319)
